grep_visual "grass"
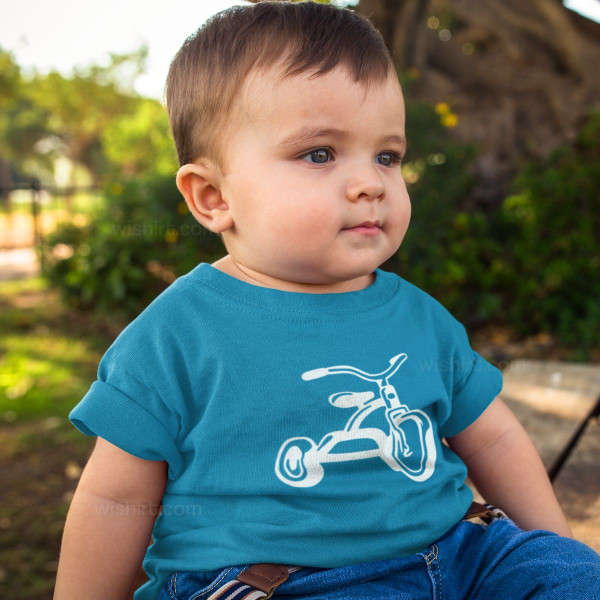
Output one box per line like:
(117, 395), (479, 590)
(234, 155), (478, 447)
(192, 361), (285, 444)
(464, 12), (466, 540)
(0, 277), (122, 423)
(0, 276), (124, 598)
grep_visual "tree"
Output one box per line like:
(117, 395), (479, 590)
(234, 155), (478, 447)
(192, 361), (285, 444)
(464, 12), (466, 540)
(355, 0), (600, 207)
(25, 48), (148, 190)
(100, 99), (178, 179)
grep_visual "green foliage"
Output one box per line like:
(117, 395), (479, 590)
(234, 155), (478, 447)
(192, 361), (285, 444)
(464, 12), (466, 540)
(495, 109), (600, 353)
(73, 45), (148, 95)
(0, 46), (152, 186)
(26, 67), (138, 180)
(41, 175), (223, 319)
(101, 99), (178, 178)
(0, 47), (53, 181)
(0, 47), (21, 109)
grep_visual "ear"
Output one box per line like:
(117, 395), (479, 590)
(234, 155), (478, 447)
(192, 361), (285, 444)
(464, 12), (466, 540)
(175, 162), (233, 234)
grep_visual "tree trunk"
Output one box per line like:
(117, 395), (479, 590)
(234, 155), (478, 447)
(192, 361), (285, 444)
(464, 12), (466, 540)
(355, 0), (600, 206)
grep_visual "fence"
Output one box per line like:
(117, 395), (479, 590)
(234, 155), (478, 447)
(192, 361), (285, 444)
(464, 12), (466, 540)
(0, 183), (102, 250)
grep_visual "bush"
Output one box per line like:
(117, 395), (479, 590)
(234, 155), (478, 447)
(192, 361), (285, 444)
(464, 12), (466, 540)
(41, 175), (223, 319)
(494, 109), (600, 354)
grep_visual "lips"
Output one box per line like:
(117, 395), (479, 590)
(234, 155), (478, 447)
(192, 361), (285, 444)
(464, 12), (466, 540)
(357, 220), (380, 228)
(342, 220), (382, 236)
(345, 220), (381, 229)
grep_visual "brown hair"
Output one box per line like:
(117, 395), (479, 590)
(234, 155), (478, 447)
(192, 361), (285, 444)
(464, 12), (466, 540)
(165, 0), (397, 175)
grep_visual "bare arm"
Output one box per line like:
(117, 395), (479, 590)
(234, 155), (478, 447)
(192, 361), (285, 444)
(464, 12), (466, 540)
(54, 437), (168, 599)
(446, 397), (573, 537)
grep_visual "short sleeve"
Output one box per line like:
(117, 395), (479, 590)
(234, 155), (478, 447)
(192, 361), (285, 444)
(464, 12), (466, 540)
(437, 321), (503, 438)
(69, 344), (183, 479)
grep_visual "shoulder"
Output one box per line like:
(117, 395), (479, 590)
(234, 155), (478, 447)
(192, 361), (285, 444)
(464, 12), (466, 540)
(387, 270), (465, 332)
(103, 265), (208, 361)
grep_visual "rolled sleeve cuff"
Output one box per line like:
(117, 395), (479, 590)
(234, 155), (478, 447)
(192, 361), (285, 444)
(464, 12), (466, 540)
(69, 380), (182, 478)
(439, 350), (504, 438)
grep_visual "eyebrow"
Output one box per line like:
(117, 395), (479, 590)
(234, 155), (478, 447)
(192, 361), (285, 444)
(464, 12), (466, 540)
(277, 126), (406, 149)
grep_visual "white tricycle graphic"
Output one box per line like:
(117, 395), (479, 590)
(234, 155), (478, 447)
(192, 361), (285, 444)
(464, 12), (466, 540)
(275, 353), (437, 487)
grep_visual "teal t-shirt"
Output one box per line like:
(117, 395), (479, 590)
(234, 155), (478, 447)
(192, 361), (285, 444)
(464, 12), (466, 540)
(69, 263), (503, 599)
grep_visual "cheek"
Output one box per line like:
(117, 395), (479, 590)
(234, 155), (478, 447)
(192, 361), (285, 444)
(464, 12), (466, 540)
(272, 195), (335, 237)
(296, 209), (337, 242)
(392, 187), (411, 218)
(385, 194), (411, 235)
(401, 199), (411, 226)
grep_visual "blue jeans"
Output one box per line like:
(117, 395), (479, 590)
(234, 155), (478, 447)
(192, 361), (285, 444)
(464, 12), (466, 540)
(159, 519), (600, 600)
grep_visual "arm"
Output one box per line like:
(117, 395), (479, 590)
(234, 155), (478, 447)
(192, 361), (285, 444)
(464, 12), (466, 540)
(446, 396), (573, 537)
(54, 437), (168, 599)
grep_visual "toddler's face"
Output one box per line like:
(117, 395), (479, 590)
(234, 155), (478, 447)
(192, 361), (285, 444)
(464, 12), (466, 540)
(218, 64), (410, 288)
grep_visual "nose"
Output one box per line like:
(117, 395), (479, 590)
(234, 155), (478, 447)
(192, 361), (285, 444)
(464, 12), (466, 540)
(345, 162), (385, 202)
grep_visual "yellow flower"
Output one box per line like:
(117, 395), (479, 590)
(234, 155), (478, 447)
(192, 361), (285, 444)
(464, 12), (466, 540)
(441, 113), (458, 128)
(435, 102), (450, 115)
(165, 228), (179, 243)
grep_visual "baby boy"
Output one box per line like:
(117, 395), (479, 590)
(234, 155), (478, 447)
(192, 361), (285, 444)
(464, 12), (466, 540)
(55, 2), (600, 599)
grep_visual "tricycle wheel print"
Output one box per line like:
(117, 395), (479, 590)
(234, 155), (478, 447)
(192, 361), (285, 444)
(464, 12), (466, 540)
(275, 437), (324, 487)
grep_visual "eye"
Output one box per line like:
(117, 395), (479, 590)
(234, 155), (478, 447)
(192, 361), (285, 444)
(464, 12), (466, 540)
(377, 151), (403, 167)
(301, 148), (332, 164)
(299, 148), (404, 166)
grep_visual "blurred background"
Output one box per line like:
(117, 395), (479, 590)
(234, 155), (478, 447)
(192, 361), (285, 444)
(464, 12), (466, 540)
(1, 0), (599, 597)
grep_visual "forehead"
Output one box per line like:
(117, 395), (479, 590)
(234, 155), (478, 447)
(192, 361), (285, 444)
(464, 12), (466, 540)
(230, 63), (405, 142)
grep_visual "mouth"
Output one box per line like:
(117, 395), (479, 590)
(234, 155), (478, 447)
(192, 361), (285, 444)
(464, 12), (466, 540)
(343, 220), (382, 235)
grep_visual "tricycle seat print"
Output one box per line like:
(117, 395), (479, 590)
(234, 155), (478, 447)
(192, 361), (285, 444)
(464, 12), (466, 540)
(275, 353), (437, 487)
